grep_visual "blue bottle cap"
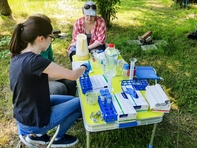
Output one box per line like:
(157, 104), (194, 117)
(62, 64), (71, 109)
(106, 94), (112, 99)
(104, 89), (109, 93)
(123, 63), (129, 70)
(100, 89), (104, 94)
(100, 91), (105, 96)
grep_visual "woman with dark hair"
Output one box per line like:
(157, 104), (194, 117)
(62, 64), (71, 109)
(34, 13), (77, 96)
(9, 15), (89, 147)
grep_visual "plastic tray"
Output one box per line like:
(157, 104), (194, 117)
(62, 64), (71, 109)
(135, 66), (161, 80)
(80, 74), (93, 94)
(98, 89), (117, 123)
(121, 79), (149, 90)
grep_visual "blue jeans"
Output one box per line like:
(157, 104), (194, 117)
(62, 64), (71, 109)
(17, 95), (81, 139)
(49, 79), (77, 96)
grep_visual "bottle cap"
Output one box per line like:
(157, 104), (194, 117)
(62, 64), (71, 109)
(123, 63), (129, 70)
(108, 44), (114, 48)
(100, 89), (104, 94)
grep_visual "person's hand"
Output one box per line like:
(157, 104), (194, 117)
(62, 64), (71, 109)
(80, 62), (91, 75)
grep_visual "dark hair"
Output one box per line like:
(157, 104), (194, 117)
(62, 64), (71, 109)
(9, 16), (53, 57)
(33, 13), (51, 23)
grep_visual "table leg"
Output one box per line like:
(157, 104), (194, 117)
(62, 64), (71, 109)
(148, 123), (157, 148)
(86, 130), (90, 148)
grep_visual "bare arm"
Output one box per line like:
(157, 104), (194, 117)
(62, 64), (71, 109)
(88, 42), (101, 50)
(43, 62), (86, 81)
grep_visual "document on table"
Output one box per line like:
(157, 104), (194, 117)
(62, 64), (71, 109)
(145, 84), (171, 113)
(90, 75), (108, 90)
(72, 60), (93, 73)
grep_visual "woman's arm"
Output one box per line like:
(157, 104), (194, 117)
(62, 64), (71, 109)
(43, 62), (86, 81)
(88, 42), (101, 50)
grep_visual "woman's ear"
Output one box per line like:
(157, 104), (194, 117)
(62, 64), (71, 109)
(37, 36), (45, 43)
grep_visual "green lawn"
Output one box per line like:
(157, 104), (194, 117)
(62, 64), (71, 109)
(1, 0), (197, 147)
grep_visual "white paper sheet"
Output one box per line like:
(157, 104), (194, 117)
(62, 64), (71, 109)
(72, 60), (93, 73)
(90, 75), (108, 90)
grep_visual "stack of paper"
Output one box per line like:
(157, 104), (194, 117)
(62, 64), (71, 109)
(145, 84), (171, 113)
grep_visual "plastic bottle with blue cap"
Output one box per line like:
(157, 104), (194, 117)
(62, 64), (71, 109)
(122, 63), (130, 79)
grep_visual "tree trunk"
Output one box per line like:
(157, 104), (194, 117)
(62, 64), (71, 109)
(0, 0), (12, 16)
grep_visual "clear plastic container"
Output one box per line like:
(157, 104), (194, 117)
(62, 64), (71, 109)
(122, 63), (130, 79)
(104, 44), (118, 77)
(116, 59), (126, 76)
(103, 44), (118, 92)
(85, 90), (99, 105)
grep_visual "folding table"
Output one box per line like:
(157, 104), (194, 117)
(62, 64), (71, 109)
(73, 56), (164, 148)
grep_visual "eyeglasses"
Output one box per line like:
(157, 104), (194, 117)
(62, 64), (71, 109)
(48, 35), (55, 42)
(84, 4), (96, 10)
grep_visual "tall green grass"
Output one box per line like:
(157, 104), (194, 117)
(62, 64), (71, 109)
(1, 0), (197, 147)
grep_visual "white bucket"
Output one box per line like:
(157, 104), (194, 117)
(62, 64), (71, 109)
(76, 34), (90, 61)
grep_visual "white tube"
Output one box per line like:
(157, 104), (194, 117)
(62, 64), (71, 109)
(129, 58), (137, 80)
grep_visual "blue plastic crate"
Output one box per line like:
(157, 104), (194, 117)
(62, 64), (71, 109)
(98, 97), (117, 123)
(80, 74), (93, 94)
(98, 89), (117, 123)
(135, 66), (161, 80)
(121, 80), (149, 90)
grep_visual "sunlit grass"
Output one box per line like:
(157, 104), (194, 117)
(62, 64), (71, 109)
(1, 0), (197, 147)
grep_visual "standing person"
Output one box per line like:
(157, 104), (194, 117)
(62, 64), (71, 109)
(68, 0), (107, 61)
(36, 13), (77, 96)
(9, 15), (90, 147)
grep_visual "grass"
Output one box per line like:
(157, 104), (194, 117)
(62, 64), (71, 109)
(1, 0), (197, 147)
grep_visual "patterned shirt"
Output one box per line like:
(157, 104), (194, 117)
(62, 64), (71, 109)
(68, 16), (106, 52)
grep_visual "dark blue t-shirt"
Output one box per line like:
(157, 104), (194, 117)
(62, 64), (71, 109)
(9, 52), (51, 127)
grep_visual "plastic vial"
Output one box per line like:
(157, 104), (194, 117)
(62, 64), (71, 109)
(122, 63), (130, 78)
(106, 94), (112, 104)
(100, 90), (105, 101)
(104, 89), (110, 95)
(99, 89), (104, 95)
